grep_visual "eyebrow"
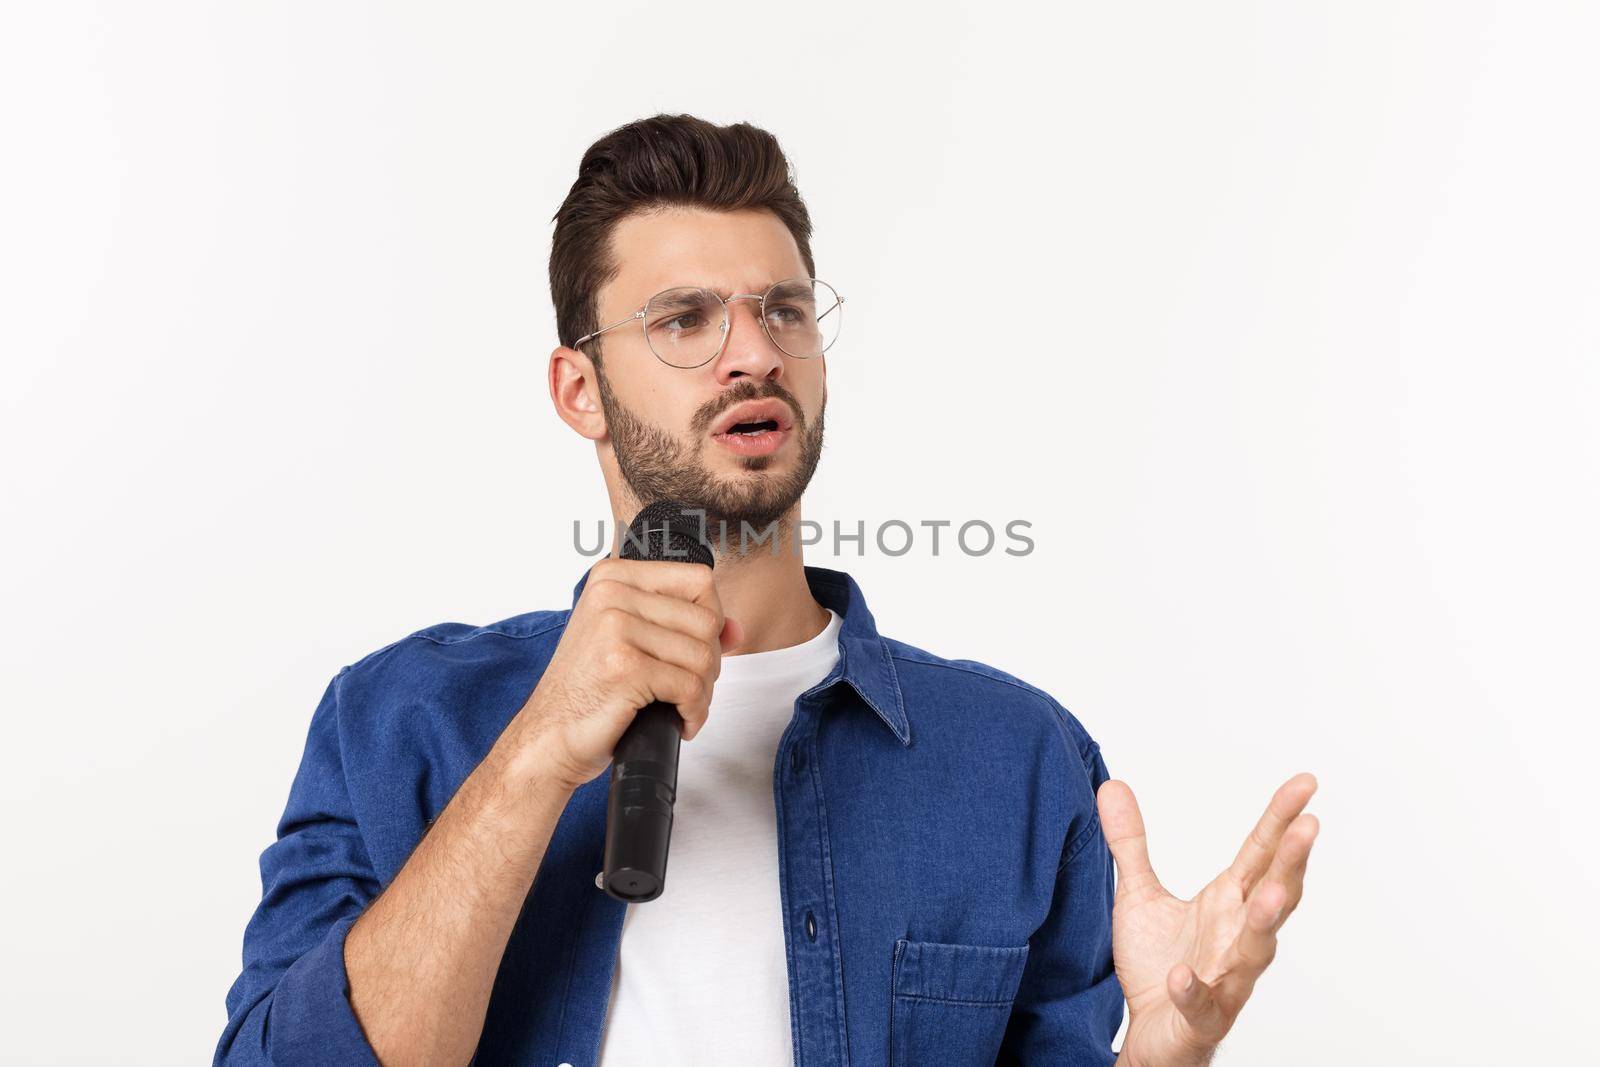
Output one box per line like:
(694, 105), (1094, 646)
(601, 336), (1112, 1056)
(647, 280), (794, 302)
(710, 281), (780, 299)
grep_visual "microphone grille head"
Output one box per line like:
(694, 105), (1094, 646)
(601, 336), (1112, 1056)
(621, 500), (714, 567)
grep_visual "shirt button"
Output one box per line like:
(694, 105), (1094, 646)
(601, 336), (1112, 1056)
(790, 746), (801, 772)
(805, 910), (817, 941)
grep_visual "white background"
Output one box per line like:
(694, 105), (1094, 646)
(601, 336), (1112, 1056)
(2, 2), (1596, 1063)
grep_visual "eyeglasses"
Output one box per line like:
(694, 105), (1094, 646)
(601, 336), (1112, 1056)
(574, 276), (844, 369)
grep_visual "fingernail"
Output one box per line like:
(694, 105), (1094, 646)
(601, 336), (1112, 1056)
(1183, 972), (1195, 993)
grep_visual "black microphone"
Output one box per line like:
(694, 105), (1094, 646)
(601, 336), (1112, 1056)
(600, 501), (715, 903)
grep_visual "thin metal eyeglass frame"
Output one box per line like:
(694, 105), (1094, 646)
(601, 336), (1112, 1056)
(572, 277), (845, 369)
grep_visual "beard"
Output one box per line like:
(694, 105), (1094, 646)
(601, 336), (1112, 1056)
(595, 368), (825, 543)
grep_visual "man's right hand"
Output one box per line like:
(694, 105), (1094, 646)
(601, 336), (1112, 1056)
(341, 555), (739, 1066)
(508, 557), (742, 792)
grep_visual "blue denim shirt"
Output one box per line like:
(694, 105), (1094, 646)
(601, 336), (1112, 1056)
(216, 565), (1121, 1066)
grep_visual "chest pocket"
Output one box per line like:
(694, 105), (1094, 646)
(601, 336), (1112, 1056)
(888, 938), (1031, 1067)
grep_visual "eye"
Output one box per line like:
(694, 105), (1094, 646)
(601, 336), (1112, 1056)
(768, 305), (806, 326)
(662, 312), (705, 332)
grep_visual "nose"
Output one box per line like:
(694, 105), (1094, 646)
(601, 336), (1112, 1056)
(711, 296), (785, 385)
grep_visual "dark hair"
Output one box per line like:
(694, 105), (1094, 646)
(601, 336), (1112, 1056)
(548, 113), (817, 359)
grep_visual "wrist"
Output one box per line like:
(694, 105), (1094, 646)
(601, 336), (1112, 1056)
(1116, 1046), (1216, 1067)
(483, 723), (580, 815)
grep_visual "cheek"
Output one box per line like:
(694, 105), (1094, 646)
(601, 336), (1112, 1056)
(623, 379), (700, 432)
(789, 362), (826, 406)
(802, 380), (827, 422)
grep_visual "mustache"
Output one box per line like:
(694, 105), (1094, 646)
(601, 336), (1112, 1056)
(689, 379), (805, 435)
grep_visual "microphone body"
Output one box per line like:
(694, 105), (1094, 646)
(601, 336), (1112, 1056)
(600, 501), (714, 903)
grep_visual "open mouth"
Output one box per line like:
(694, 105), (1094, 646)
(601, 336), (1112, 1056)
(709, 399), (794, 457)
(710, 398), (794, 437)
(722, 418), (781, 436)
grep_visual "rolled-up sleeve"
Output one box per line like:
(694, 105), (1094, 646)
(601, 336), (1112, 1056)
(214, 672), (383, 1066)
(997, 735), (1124, 1066)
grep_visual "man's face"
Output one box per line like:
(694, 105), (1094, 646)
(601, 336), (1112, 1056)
(588, 206), (827, 537)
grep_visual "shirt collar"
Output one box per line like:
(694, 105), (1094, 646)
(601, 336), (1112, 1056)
(568, 563), (910, 746)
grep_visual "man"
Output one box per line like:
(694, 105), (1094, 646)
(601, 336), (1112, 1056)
(216, 113), (1318, 1067)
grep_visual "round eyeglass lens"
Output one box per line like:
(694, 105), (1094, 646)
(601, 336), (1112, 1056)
(761, 278), (842, 358)
(643, 279), (843, 367)
(643, 286), (726, 368)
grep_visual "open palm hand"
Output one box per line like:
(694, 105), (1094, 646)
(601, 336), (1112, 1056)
(1098, 773), (1320, 1067)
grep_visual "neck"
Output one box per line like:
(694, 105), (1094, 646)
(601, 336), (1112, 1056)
(610, 504), (830, 655)
(710, 517), (831, 654)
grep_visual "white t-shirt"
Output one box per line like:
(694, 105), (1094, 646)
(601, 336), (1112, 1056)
(595, 607), (843, 1067)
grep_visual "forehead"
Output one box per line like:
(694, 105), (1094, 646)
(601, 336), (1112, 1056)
(602, 206), (808, 310)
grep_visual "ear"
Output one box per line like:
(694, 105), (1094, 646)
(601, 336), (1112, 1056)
(549, 344), (608, 442)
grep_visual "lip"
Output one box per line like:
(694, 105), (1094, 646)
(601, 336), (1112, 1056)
(709, 398), (795, 458)
(710, 398), (795, 437)
(711, 426), (789, 457)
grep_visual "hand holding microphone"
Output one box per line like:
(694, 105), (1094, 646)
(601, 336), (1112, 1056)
(507, 503), (739, 905)
(515, 537), (738, 798)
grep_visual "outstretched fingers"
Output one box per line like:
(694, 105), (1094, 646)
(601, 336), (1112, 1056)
(1227, 772), (1318, 894)
(1215, 813), (1318, 1015)
(1213, 878), (1287, 1012)
(1096, 780), (1162, 897)
(1257, 812), (1319, 916)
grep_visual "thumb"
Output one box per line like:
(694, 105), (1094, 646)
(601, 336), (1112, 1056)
(1166, 964), (1229, 1046)
(1097, 779), (1161, 894)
